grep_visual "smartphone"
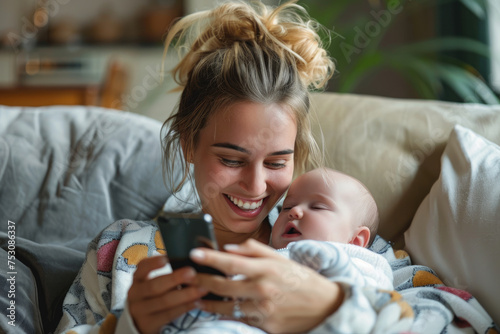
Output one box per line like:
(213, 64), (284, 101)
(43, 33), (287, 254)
(157, 212), (225, 300)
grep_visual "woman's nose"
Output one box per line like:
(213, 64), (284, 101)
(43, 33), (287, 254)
(288, 206), (303, 220)
(239, 165), (267, 195)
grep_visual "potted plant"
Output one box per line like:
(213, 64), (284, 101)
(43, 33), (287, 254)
(302, 0), (499, 104)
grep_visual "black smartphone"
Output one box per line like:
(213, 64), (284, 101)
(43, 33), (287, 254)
(157, 212), (225, 300)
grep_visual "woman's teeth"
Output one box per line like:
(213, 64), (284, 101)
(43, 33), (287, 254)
(228, 195), (263, 210)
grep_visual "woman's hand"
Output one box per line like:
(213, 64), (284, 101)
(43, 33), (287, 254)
(191, 239), (344, 334)
(127, 256), (208, 334)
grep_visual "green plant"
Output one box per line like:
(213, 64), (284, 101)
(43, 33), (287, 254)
(302, 0), (499, 104)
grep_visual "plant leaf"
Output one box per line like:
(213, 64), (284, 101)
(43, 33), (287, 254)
(384, 56), (443, 98)
(436, 64), (499, 104)
(457, 0), (487, 18)
(338, 52), (383, 92)
(462, 71), (500, 104)
(404, 72), (438, 99)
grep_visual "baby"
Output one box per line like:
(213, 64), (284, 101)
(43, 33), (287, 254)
(269, 167), (392, 292)
(272, 167), (379, 249)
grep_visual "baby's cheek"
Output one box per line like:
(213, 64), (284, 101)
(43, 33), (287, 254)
(312, 220), (341, 242)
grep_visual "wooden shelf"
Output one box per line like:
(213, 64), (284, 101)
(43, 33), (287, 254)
(0, 60), (127, 109)
(0, 85), (99, 107)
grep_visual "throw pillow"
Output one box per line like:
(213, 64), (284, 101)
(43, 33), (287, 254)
(404, 125), (500, 325)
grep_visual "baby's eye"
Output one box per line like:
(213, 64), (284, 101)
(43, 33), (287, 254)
(220, 158), (244, 167)
(311, 204), (329, 210)
(281, 203), (295, 211)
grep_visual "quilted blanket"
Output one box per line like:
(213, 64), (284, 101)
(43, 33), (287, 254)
(56, 217), (498, 334)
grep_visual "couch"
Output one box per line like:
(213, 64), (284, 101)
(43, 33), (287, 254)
(1, 92), (499, 333)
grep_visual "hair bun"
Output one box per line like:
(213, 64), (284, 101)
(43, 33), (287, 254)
(164, 0), (334, 90)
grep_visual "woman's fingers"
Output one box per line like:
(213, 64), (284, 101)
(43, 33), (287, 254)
(223, 239), (283, 258)
(132, 255), (168, 281)
(132, 300), (198, 334)
(128, 256), (209, 334)
(194, 271), (282, 301)
(132, 285), (207, 314)
(224, 239), (281, 258)
(129, 257), (196, 301)
(190, 239), (281, 277)
(130, 283), (206, 334)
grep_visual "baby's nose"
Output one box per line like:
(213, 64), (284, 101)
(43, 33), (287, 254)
(288, 206), (303, 219)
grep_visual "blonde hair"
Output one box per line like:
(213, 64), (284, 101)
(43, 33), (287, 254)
(161, 0), (334, 192)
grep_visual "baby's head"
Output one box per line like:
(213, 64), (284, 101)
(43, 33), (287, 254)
(271, 168), (379, 249)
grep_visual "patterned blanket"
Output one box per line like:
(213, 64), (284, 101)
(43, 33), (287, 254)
(370, 237), (499, 334)
(56, 219), (498, 333)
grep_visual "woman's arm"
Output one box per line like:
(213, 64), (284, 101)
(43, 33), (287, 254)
(190, 239), (344, 333)
(190, 239), (413, 334)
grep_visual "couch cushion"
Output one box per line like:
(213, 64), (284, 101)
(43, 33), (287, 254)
(0, 105), (171, 332)
(0, 105), (170, 251)
(310, 93), (500, 247)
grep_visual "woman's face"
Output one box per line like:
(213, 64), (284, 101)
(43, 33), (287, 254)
(192, 101), (297, 238)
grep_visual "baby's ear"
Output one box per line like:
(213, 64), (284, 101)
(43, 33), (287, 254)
(349, 226), (370, 248)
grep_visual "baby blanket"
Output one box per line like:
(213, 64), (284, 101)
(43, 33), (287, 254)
(56, 220), (498, 334)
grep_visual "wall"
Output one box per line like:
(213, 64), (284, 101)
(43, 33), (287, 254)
(0, 0), (281, 123)
(1, 0), (495, 119)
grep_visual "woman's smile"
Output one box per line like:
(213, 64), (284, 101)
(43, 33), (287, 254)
(226, 194), (265, 210)
(224, 194), (269, 218)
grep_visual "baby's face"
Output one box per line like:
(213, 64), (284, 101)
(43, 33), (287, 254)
(271, 169), (359, 249)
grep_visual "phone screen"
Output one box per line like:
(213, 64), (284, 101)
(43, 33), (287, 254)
(157, 212), (225, 300)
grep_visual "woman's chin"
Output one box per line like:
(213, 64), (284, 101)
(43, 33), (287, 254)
(227, 218), (263, 235)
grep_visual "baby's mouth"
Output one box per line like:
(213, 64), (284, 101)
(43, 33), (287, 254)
(282, 222), (302, 237)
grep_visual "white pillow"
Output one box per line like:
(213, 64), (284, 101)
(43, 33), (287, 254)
(404, 125), (500, 325)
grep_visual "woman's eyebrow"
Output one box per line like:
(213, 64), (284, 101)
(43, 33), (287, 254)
(269, 149), (294, 156)
(212, 143), (249, 154)
(212, 143), (294, 156)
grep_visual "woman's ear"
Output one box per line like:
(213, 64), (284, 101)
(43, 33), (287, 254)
(349, 226), (370, 248)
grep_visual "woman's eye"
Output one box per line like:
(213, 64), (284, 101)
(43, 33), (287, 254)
(220, 158), (243, 167)
(265, 161), (287, 169)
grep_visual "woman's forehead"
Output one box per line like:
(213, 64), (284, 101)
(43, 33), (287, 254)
(203, 102), (297, 149)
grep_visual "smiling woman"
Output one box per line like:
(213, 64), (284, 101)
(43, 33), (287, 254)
(189, 102), (297, 246)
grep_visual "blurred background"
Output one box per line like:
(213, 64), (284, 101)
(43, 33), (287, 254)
(0, 0), (498, 121)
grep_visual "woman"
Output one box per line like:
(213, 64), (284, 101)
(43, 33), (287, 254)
(56, 1), (411, 333)
(132, 1), (338, 332)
